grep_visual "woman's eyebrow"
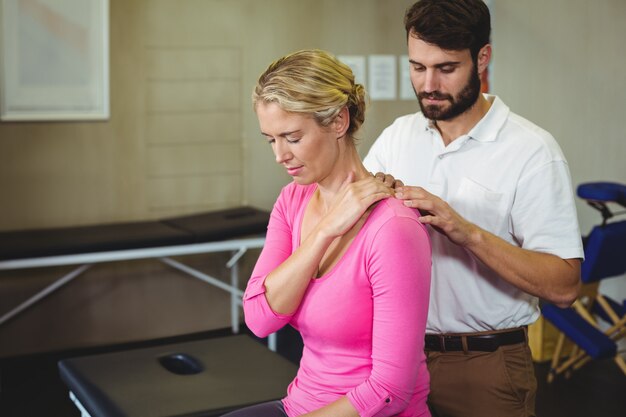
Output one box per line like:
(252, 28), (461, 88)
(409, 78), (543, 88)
(260, 129), (302, 137)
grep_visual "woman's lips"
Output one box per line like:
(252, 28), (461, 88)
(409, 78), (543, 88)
(286, 166), (303, 176)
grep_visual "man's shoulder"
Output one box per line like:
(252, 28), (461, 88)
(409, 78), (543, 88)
(507, 111), (554, 141)
(364, 111), (431, 173)
(497, 103), (565, 161)
(374, 111), (429, 147)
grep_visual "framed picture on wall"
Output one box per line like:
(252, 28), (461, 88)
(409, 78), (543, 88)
(0, 0), (109, 121)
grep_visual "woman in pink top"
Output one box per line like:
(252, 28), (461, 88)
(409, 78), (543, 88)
(222, 50), (431, 417)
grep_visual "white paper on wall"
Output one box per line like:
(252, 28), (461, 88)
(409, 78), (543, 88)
(368, 55), (396, 100)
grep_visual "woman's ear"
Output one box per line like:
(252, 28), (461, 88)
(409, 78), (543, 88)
(333, 106), (350, 139)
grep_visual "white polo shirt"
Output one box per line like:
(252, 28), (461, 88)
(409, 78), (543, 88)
(364, 95), (583, 333)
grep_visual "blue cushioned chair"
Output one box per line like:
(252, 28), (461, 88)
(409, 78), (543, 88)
(541, 182), (626, 382)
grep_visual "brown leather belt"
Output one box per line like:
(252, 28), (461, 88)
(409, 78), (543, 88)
(424, 327), (527, 352)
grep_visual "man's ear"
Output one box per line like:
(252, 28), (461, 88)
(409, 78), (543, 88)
(477, 44), (491, 75)
(333, 106), (350, 139)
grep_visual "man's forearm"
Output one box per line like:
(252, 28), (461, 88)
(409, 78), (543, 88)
(466, 225), (581, 307)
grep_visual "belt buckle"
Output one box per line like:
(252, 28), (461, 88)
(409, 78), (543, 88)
(439, 335), (446, 352)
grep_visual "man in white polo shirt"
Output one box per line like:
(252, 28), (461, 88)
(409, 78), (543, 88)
(364, 1), (583, 416)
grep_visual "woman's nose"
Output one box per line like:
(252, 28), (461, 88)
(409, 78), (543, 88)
(273, 140), (292, 164)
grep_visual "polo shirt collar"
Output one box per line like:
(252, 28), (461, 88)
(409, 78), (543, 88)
(467, 94), (510, 143)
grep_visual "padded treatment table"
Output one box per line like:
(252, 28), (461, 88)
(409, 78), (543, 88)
(58, 334), (297, 417)
(0, 207), (275, 347)
(0, 206), (269, 262)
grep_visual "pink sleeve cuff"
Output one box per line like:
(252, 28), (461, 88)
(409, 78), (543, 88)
(347, 386), (395, 417)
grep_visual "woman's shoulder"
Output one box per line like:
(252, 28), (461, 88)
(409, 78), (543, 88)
(366, 198), (428, 236)
(361, 198), (431, 265)
(371, 197), (419, 221)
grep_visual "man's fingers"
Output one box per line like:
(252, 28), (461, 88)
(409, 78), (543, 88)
(400, 196), (433, 217)
(402, 197), (435, 211)
(418, 215), (446, 235)
(417, 208), (432, 217)
(395, 186), (425, 200)
(417, 214), (434, 224)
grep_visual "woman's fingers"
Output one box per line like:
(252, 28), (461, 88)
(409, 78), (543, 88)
(373, 172), (404, 189)
(321, 177), (393, 237)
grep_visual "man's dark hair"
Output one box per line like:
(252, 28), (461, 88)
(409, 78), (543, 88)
(404, 0), (491, 62)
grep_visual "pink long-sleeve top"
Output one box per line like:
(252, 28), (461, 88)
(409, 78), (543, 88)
(243, 182), (431, 417)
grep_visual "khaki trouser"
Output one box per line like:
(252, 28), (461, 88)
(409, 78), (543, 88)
(426, 342), (537, 417)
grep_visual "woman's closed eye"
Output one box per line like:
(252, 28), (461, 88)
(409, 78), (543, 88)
(261, 133), (302, 145)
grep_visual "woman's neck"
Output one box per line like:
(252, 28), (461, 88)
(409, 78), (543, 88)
(316, 143), (370, 212)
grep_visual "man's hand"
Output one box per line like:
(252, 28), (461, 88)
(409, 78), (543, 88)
(395, 185), (480, 248)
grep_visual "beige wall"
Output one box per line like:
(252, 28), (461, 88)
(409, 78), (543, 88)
(492, 0), (626, 235)
(0, 0), (415, 232)
(0, 0), (624, 235)
(0, 0), (145, 230)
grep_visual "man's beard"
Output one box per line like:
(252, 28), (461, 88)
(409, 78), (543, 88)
(416, 66), (482, 121)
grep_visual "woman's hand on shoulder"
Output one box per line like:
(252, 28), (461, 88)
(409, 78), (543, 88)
(373, 171), (404, 189)
(318, 172), (393, 238)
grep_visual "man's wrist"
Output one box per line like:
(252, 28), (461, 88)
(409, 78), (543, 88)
(465, 223), (485, 250)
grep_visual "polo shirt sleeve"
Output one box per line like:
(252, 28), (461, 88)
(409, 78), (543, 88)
(243, 189), (295, 337)
(346, 214), (431, 417)
(511, 159), (584, 260)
